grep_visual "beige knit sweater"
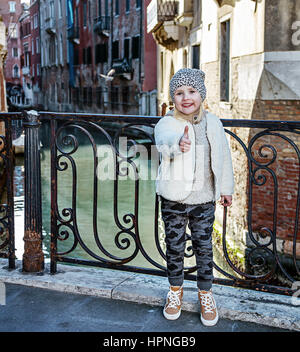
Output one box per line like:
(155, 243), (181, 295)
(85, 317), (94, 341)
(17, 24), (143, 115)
(178, 110), (215, 204)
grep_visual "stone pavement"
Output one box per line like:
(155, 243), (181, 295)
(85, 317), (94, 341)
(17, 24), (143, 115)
(0, 259), (299, 332)
(0, 283), (288, 333)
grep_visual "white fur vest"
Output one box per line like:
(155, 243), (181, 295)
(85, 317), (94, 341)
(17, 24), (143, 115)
(154, 110), (234, 202)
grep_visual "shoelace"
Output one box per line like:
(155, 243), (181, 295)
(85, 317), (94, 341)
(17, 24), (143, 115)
(166, 289), (181, 309)
(199, 291), (216, 314)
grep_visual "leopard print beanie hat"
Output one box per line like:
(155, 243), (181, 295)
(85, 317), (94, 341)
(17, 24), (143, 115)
(169, 68), (206, 102)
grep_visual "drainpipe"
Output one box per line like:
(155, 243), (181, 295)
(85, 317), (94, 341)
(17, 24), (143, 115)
(110, 0), (113, 69)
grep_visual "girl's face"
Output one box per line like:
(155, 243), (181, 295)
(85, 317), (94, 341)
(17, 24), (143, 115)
(174, 85), (202, 115)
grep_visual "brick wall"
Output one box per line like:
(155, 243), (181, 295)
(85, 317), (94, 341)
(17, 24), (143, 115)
(250, 100), (300, 243)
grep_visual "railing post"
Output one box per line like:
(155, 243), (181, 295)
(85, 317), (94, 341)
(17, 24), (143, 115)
(22, 110), (44, 273)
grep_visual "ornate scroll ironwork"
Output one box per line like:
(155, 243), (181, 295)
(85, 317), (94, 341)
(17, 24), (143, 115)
(47, 114), (300, 296)
(2, 111), (299, 296)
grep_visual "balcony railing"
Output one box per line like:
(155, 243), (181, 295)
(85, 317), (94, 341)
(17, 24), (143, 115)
(147, 0), (178, 32)
(67, 26), (80, 42)
(0, 111), (299, 297)
(45, 17), (56, 35)
(157, 0), (178, 21)
(93, 16), (110, 35)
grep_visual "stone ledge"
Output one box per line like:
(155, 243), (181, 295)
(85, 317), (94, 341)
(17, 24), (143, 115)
(0, 259), (299, 331)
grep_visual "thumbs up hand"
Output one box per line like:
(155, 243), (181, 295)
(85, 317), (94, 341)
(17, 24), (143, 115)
(179, 125), (191, 153)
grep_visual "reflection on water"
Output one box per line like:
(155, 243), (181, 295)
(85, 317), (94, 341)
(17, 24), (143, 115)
(13, 157), (24, 260)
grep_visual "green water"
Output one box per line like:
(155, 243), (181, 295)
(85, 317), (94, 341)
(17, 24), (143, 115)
(40, 142), (171, 270)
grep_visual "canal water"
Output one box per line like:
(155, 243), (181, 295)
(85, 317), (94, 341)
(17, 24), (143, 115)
(12, 121), (234, 280)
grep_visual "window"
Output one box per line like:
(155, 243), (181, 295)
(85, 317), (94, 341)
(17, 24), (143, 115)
(9, 1), (16, 13)
(33, 14), (38, 28)
(13, 65), (19, 78)
(75, 7), (79, 27)
(20, 22), (30, 37)
(87, 87), (93, 106)
(122, 86), (129, 105)
(115, 0), (119, 15)
(83, 87), (88, 104)
(59, 34), (63, 63)
(95, 43), (108, 63)
(9, 24), (17, 38)
(51, 83), (55, 102)
(136, 0), (141, 9)
(88, 0), (91, 27)
(32, 40), (35, 55)
(49, 36), (56, 64)
(83, 2), (87, 27)
(96, 87), (102, 108)
(124, 38), (130, 59)
(72, 87), (80, 105)
(98, 0), (102, 17)
(112, 40), (119, 60)
(111, 86), (119, 106)
(37, 64), (40, 76)
(83, 46), (92, 64)
(58, 0), (62, 18)
(50, 1), (55, 18)
(105, 0), (109, 16)
(96, 87), (103, 108)
(24, 44), (30, 67)
(192, 45), (200, 69)
(132, 36), (139, 59)
(126, 0), (130, 13)
(12, 47), (18, 57)
(36, 37), (40, 54)
(74, 48), (79, 65)
(220, 20), (230, 102)
(193, 0), (202, 27)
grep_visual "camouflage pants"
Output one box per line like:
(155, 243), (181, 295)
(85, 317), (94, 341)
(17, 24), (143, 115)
(160, 197), (215, 291)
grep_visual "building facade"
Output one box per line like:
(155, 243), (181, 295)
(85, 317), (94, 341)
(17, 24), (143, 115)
(19, 3), (33, 106)
(2, 0), (157, 114)
(29, 0), (42, 106)
(0, 0), (24, 107)
(64, 0), (157, 115)
(40, 0), (69, 111)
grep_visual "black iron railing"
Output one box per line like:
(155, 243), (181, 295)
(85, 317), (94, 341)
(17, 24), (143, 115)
(0, 111), (299, 296)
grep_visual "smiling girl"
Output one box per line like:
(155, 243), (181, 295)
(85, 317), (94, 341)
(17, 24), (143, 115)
(154, 68), (234, 326)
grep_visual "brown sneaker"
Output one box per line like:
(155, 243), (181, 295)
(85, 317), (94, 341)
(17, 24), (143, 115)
(198, 289), (219, 326)
(163, 286), (183, 320)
